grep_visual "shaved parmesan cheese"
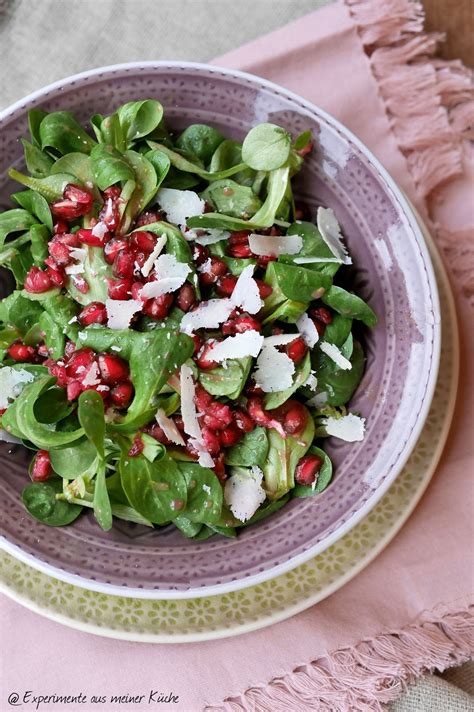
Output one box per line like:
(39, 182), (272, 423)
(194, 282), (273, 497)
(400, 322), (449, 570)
(180, 298), (234, 334)
(82, 362), (101, 387)
(320, 341), (352, 370)
(324, 413), (365, 441)
(156, 408), (185, 446)
(263, 333), (300, 347)
(306, 391), (328, 407)
(105, 299), (143, 329)
(297, 313), (319, 348)
(91, 221), (108, 239)
(188, 438), (214, 468)
(197, 258), (213, 274)
(179, 364), (201, 440)
(0, 367), (34, 410)
(248, 233), (303, 256)
(303, 372), (318, 391)
(224, 466), (266, 522)
(230, 264), (263, 314)
(317, 207), (352, 265)
(157, 188), (205, 226)
(185, 228), (230, 246)
(208, 331), (264, 363)
(141, 235), (167, 277)
(254, 340), (295, 392)
(140, 253), (191, 299)
(65, 246), (87, 275)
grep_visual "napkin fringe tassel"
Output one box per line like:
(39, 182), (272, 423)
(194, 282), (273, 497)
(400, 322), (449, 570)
(345, 0), (474, 199)
(206, 605), (474, 711)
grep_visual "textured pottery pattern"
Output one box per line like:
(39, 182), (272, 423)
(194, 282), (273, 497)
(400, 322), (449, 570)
(0, 63), (440, 593)
(0, 247), (455, 641)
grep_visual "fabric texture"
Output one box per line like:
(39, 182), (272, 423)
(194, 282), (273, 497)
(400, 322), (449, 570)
(1, 1), (473, 711)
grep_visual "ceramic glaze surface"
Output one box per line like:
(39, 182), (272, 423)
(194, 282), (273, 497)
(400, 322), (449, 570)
(0, 63), (440, 597)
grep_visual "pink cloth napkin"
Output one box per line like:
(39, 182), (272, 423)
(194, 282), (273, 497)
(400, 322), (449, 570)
(1, 2), (473, 710)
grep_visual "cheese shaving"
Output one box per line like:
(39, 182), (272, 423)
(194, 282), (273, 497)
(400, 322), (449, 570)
(105, 299), (143, 329)
(188, 438), (214, 468)
(230, 264), (263, 314)
(254, 341), (295, 392)
(208, 331), (264, 363)
(297, 313), (320, 348)
(91, 221), (108, 239)
(224, 466), (266, 522)
(317, 207), (352, 265)
(0, 367), (34, 410)
(141, 235), (167, 277)
(179, 364), (201, 440)
(155, 408), (185, 446)
(248, 233), (303, 256)
(82, 362), (101, 387)
(323, 413), (366, 441)
(319, 341), (352, 370)
(157, 188), (205, 226)
(180, 298), (234, 334)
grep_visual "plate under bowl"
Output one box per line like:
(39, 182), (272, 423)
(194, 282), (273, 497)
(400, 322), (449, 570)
(0, 62), (440, 598)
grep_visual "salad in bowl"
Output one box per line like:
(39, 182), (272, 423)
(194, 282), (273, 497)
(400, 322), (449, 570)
(0, 99), (376, 540)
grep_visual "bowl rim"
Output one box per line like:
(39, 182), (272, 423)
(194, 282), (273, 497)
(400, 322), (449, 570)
(0, 61), (441, 600)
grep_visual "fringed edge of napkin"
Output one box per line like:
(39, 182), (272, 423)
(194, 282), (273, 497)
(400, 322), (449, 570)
(206, 605), (474, 712)
(345, 0), (474, 200)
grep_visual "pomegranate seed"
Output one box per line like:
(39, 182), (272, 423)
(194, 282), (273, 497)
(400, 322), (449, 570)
(130, 231), (156, 253)
(104, 238), (128, 264)
(108, 278), (132, 300)
(254, 279), (273, 299)
(97, 353), (129, 385)
(201, 427), (221, 455)
(192, 244), (210, 266)
(65, 348), (95, 378)
(72, 275), (89, 294)
(67, 380), (83, 401)
(234, 408), (255, 433)
(176, 283), (196, 312)
(220, 425), (243, 448)
(142, 294), (174, 319)
(47, 361), (67, 387)
(46, 266), (66, 288)
(194, 384), (213, 411)
(215, 274), (238, 297)
(110, 381), (134, 408)
(51, 184), (93, 219)
(226, 243), (252, 258)
(190, 333), (203, 355)
(128, 434), (144, 457)
(131, 281), (144, 300)
(277, 400), (307, 435)
(247, 396), (286, 437)
(53, 219), (69, 234)
(222, 313), (261, 336)
(100, 197), (121, 231)
(103, 186), (121, 199)
(199, 257), (229, 287)
(24, 267), (52, 293)
(309, 306), (332, 324)
(37, 343), (49, 358)
(135, 210), (163, 227)
(202, 401), (233, 431)
(195, 342), (218, 370)
(8, 341), (36, 362)
(48, 239), (71, 265)
(257, 255), (277, 268)
(296, 141), (313, 157)
(31, 450), (52, 482)
(113, 251), (135, 279)
(285, 337), (307, 364)
(133, 251), (147, 271)
(295, 453), (322, 486)
(213, 452), (227, 481)
(174, 415), (185, 432)
(229, 231), (250, 246)
(76, 228), (103, 247)
(56, 232), (80, 248)
(147, 423), (171, 445)
(77, 302), (107, 326)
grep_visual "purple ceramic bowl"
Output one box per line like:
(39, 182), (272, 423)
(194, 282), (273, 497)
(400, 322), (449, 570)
(0, 62), (440, 599)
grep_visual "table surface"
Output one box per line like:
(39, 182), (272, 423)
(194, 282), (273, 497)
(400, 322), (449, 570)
(423, 0), (473, 67)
